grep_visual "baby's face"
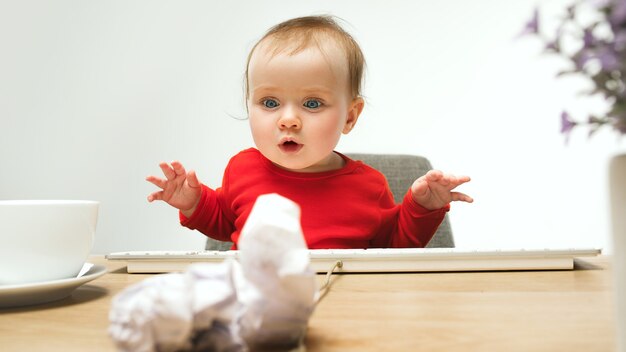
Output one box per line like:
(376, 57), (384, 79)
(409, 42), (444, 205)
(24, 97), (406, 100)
(247, 41), (362, 172)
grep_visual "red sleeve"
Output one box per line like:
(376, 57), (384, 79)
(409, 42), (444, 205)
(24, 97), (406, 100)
(378, 190), (449, 248)
(179, 184), (235, 242)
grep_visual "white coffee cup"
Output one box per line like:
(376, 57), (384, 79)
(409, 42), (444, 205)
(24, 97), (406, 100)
(0, 200), (99, 285)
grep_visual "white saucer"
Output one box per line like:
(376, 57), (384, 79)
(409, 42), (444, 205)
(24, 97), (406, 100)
(0, 264), (107, 308)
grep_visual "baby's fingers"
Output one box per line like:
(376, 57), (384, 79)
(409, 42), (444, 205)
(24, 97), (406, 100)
(439, 173), (471, 190)
(159, 162), (177, 181)
(145, 175), (166, 189)
(147, 190), (164, 202)
(451, 191), (473, 203)
(171, 161), (187, 178)
(455, 175), (471, 185)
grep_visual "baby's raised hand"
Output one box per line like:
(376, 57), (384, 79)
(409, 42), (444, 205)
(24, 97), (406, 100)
(410, 170), (473, 210)
(146, 161), (202, 217)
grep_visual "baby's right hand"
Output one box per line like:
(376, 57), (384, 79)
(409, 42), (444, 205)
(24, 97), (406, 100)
(146, 161), (202, 217)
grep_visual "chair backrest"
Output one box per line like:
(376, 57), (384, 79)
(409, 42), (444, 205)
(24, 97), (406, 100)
(205, 153), (454, 250)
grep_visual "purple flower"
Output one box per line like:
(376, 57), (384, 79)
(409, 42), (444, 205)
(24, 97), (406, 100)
(575, 49), (595, 69)
(583, 29), (596, 48)
(596, 46), (621, 71)
(561, 111), (577, 135)
(545, 40), (559, 51)
(523, 0), (626, 138)
(545, 24), (564, 51)
(519, 8), (540, 36)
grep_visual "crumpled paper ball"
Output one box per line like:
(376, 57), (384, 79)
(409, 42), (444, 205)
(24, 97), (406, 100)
(109, 193), (317, 352)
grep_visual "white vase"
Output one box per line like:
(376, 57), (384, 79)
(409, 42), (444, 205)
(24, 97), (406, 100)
(610, 153), (626, 352)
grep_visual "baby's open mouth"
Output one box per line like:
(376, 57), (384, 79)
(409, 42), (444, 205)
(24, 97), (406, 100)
(279, 140), (303, 153)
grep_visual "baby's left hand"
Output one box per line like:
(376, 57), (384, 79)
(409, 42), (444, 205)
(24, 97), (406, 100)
(411, 170), (473, 210)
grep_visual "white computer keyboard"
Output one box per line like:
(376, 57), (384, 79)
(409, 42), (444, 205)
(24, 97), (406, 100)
(106, 247), (601, 273)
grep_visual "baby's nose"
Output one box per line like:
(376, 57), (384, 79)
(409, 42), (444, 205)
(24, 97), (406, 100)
(278, 109), (301, 129)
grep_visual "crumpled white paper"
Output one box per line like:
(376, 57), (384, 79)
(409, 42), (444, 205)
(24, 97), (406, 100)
(109, 193), (318, 352)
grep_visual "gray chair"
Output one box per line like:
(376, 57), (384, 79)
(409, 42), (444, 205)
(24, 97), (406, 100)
(205, 153), (454, 250)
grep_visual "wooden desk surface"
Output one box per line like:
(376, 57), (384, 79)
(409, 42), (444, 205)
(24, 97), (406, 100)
(0, 256), (616, 351)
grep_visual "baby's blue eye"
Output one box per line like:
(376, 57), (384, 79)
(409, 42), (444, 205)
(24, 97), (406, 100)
(263, 99), (279, 108)
(304, 100), (321, 109)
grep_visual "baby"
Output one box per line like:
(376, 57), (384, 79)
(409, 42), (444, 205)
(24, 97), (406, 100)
(147, 15), (473, 249)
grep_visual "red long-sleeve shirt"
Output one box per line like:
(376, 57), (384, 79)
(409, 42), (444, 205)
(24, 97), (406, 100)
(181, 148), (449, 249)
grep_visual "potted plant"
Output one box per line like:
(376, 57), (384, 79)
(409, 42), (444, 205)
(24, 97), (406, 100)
(521, 0), (625, 138)
(521, 1), (625, 351)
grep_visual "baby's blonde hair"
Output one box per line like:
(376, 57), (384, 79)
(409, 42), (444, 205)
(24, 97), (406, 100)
(245, 15), (365, 100)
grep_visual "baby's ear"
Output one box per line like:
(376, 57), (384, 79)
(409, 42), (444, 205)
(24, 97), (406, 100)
(343, 97), (364, 134)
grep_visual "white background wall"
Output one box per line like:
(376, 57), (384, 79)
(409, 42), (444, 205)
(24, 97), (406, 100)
(1, 0), (624, 254)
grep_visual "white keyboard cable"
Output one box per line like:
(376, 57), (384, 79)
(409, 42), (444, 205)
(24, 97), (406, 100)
(315, 260), (343, 305)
